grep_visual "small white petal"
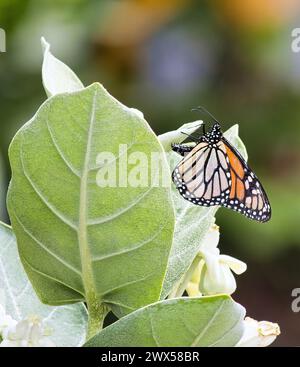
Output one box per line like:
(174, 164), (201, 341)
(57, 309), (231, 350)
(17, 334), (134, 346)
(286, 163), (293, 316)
(200, 224), (220, 252)
(237, 317), (280, 347)
(30, 323), (43, 345)
(219, 255), (247, 275)
(201, 250), (222, 284)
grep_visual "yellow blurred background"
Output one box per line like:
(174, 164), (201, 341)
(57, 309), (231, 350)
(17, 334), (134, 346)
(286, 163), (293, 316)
(0, 0), (299, 346)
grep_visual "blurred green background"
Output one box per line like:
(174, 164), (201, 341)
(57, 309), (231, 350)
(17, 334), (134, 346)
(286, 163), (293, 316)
(0, 0), (299, 346)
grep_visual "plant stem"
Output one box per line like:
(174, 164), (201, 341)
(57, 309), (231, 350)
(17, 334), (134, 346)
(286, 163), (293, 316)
(86, 295), (108, 341)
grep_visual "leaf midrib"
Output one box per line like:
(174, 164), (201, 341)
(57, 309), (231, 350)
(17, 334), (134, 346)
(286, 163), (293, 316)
(78, 88), (98, 302)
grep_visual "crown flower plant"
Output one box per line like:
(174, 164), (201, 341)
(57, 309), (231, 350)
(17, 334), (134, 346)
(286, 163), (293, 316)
(0, 315), (55, 348)
(0, 38), (280, 347)
(186, 225), (247, 297)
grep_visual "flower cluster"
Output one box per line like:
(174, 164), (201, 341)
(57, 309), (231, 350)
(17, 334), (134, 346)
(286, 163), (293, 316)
(0, 305), (55, 347)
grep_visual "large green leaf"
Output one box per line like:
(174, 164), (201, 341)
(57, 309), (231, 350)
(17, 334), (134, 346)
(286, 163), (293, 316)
(0, 222), (87, 347)
(7, 83), (175, 319)
(84, 295), (245, 347)
(159, 123), (247, 298)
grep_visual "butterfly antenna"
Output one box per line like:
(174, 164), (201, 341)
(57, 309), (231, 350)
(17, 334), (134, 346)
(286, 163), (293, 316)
(192, 106), (220, 125)
(180, 131), (198, 141)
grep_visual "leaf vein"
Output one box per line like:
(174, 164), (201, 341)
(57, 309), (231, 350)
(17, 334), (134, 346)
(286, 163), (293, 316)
(12, 209), (82, 277)
(190, 300), (225, 347)
(20, 135), (78, 231)
(45, 115), (81, 178)
(88, 140), (135, 171)
(87, 184), (155, 226)
(149, 310), (160, 347)
(16, 281), (31, 300)
(99, 274), (154, 298)
(21, 255), (85, 297)
(0, 237), (15, 255)
(209, 308), (244, 347)
(92, 222), (166, 262)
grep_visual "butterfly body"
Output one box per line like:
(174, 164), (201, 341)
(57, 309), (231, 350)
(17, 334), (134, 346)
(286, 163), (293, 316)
(172, 122), (271, 222)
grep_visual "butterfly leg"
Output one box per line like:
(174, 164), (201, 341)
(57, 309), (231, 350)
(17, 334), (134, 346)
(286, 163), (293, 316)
(171, 143), (194, 156)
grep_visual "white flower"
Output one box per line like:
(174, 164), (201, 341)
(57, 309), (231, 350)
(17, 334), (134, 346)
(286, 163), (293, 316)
(0, 304), (17, 335)
(237, 317), (280, 347)
(0, 315), (55, 347)
(186, 261), (202, 297)
(187, 225), (247, 296)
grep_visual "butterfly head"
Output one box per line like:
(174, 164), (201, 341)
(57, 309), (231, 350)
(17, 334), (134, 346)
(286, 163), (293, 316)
(202, 123), (222, 144)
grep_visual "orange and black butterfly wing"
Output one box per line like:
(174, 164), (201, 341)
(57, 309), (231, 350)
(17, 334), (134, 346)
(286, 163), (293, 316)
(221, 137), (271, 222)
(172, 137), (271, 222)
(172, 141), (232, 206)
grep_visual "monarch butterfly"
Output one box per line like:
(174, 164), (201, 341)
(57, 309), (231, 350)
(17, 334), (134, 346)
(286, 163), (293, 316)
(171, 109), (271, 222)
